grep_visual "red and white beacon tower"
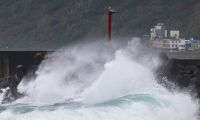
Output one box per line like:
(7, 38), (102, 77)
(107, 6), (116, 44)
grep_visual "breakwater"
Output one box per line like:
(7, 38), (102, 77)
(0, 44), (198, 119)
(156, 52), (200, 98)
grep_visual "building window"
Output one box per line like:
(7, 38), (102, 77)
(172, 45), (174, 47)
(179, 41), (181, 43)
(172, 41), (174, 43)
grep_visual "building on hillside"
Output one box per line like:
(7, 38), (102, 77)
(163, 38), (179, 52)
(128, 37), (140, 48)
(163, 38), (189, 52)
(150, 23), (167, 39)
(179, 39), (190, 52)
(170, 30), (179, 39)
(165, 31), (189, 52)
(150, 23), (167, 49)
(150, 25), (191, 52)
(152, 38), (163, 49)
(186, 40), (200, 52)
(191, 42), (200, 50)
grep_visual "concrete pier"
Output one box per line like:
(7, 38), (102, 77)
(0, 54), (9, 78)
(0, 51), (50, 78)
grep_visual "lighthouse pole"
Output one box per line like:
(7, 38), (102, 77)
(107, 6), (116, 44)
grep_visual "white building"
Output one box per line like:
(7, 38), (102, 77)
(178, 39), (189, 52)
(163, 38), (189, 52)
(128, 37), (140, 48)
(170, 30), (179, 38)
(163, 39), (179, 52)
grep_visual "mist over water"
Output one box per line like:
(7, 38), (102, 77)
(0, 41), (199, 120)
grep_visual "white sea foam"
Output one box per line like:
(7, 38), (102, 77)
(0, 42), (198, 120)
(0, 93), (198, 120)
(82, 50), (160, 104)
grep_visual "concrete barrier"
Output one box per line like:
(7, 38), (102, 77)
(156, 52), (200, 97)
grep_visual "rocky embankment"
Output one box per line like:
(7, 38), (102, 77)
(0, 53), (43, 104)
(156, 53), (200, 98)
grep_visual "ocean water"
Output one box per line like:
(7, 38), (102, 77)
(0, 43), (198, 120)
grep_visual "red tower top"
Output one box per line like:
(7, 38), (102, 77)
(107, 6), (116, 44)
(108, 6), (116, 14)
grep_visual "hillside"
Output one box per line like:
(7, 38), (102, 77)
(0, 0), (200, 49)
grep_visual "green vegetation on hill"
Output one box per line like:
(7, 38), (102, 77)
(0, 0), (200, 49)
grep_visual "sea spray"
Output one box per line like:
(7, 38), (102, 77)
(0, 42), (198, 120)
(17, 42), (116, 104)
(82, 50), (160, 104)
